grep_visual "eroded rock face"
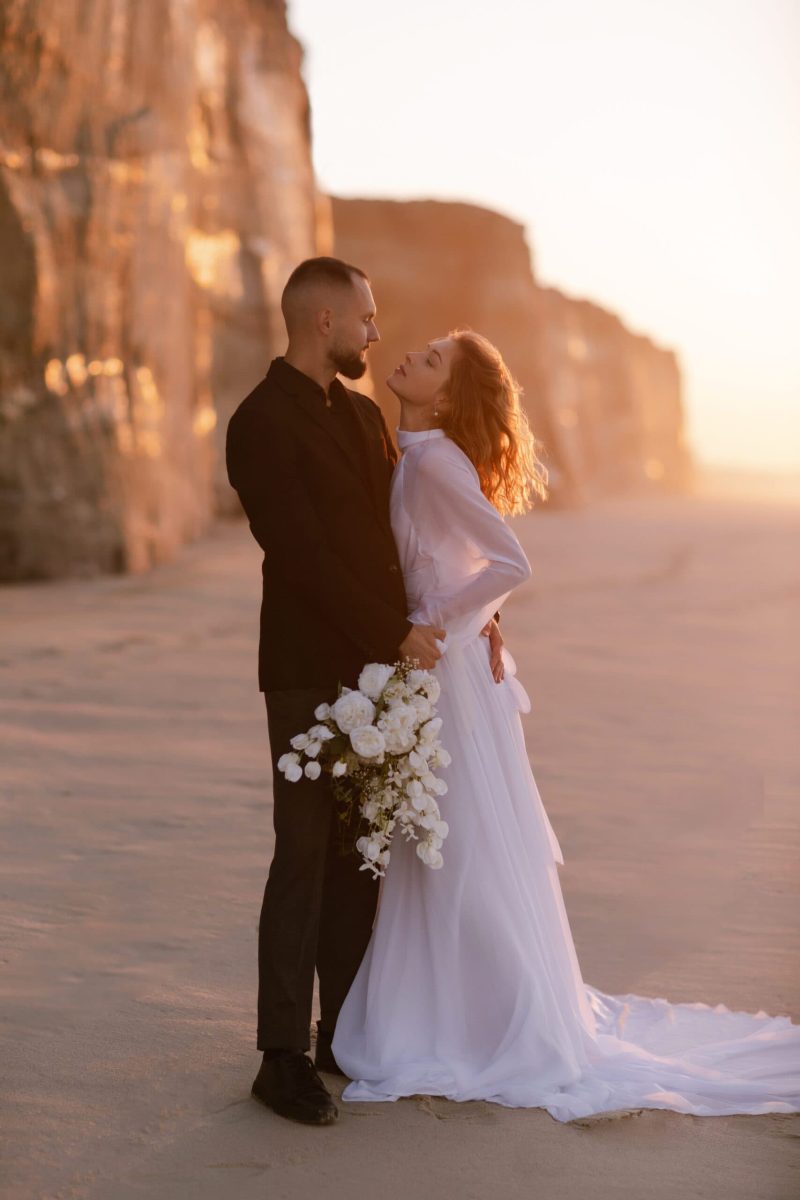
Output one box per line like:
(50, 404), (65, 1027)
(331, 197), (691, 504)
(0, 0), (321, 579)
(536, 287), (692, 500)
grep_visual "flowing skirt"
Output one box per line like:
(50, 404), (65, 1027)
(331, 635), (800, 1122)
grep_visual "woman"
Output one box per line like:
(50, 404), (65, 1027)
(331, 329), (800, 1121)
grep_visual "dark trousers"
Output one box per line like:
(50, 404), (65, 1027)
(257, 687), (378, 1051)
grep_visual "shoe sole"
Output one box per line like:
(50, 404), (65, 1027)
(251, 1086), (338, 1126)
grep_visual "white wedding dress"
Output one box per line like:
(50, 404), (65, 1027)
(331, 427), (800, 1122)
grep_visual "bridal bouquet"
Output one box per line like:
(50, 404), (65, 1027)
(277, 661), (451, 878)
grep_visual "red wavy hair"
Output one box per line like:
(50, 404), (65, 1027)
(438, 329), (549, 515)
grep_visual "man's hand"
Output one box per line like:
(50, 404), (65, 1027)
(480, 618), (505, 683)
(399, 624), (446, 670)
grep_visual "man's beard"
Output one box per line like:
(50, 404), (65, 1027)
(330, 343), (368, 380)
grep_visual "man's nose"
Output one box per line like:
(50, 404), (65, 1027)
(370, 323), (380, 343)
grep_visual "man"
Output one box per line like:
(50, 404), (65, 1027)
(225, 257), (445, 1126)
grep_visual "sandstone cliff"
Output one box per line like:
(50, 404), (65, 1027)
(0, 0), (322, 580)
(331, 197), (691, 504)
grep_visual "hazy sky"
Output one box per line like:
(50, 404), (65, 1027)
(288, 0), (799, 472)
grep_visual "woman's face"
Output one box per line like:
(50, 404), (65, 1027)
(386, 336), (458, 410)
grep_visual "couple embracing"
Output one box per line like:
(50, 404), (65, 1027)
(226, 257), (800, 1128)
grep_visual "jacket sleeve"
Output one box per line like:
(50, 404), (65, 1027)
(226, 410), (413, 662)
(403, 440), (530, 643)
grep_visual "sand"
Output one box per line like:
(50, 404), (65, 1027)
(2, 482), (799, 1199)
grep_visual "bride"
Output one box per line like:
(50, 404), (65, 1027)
(331, 328), (800, 1122)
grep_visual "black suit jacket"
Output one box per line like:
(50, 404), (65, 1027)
(226, 357), (414, 692)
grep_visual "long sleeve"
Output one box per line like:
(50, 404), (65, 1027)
(227, 409), (413, 662)
(401, 439), (531, 646)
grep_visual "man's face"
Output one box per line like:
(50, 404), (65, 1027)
(328, 276), (380, 379)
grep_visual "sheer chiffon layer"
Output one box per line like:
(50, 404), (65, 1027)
(331, 429), (800, 1122)
(332, 636), (800, 1121)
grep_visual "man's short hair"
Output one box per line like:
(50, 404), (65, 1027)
(282, 256), (368, 306)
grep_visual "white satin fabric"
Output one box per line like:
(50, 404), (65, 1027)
(331, 428), (800, 1121)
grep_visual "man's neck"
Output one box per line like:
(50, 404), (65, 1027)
(283, 347), (337, 395)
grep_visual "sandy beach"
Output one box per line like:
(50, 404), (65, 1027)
(2, 483), (799, 1200)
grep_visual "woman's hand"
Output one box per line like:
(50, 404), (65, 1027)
(480, 618), (505, 683)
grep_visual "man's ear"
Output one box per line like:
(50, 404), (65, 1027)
(317, 307), (333, 335)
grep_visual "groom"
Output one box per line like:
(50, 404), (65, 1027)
(225, 256), (445, 1126)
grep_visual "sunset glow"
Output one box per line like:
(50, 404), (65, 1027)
(290, 0), (800, 473)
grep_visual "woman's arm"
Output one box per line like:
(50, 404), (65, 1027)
(403, 440), (531, 640)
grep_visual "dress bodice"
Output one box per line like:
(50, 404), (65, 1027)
(389, 428), (532, 649)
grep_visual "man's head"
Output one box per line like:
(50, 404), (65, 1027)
(281, 257), (379, 380)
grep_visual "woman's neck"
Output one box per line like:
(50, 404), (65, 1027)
(398, 402), (438, 433)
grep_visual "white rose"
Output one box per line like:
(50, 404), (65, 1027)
(350, 725), (386, 759)
(290, 732), (310, 751)
(406, 669), (427, 691)
(358, 662), (396, 701)
(285, 762), (303, 783)
(379, 701), (417, 729)
(314, 702), (331, 720)
(410, 693), (433, 722)
(419, 717), (443, 743)
(331, 759), (348, 777)
(421, 676), (441, 703)
(304, 760), (321, 780)
(384, 728), (417, 755)
(332, 690), (376, 734)
(277, 752), (299, 772)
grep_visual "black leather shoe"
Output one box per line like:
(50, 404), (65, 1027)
(251, 1052), (338, 1125)
(314, 1025), (346, 1077)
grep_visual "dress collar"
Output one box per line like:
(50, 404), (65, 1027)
(396, 427), (446, 450)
